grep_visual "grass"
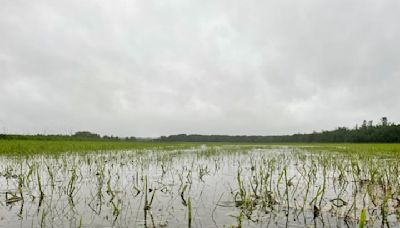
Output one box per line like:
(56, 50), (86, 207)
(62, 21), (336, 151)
(0, 139), (203, 155)
(288, 143), (400, 155)
(1, 141), (400, 226)
(1, 139), (400, 156)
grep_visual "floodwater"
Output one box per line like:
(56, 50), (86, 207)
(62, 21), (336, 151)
(0, 145), (399, 227)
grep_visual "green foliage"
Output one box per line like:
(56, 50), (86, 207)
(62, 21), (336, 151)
(72, 131), (101, 139)
(0, 132), (135, 141)
(359, 208), (367, 228)
(159, 123), (400, 143)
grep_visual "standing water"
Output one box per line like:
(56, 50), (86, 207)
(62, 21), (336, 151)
(0, 145), (399, 227)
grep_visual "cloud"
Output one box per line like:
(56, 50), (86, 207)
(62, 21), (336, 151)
(1, 0), (399, 136)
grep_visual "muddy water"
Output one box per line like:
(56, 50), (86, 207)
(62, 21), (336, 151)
(0, 145), (399, 227)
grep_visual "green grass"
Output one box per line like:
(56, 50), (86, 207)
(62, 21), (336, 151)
(0, 139), (202, 156)
(290, 143), (400, 156)
(1, 139), (400, 156)
(0, 140), (399, 226)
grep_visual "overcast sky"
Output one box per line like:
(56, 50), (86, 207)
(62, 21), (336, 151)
(1, 0), (399, 137)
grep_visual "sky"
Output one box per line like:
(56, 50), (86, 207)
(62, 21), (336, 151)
(1, 0), (400, 137)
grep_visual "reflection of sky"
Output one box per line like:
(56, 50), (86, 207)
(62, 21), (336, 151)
(0, 145), (398, 227)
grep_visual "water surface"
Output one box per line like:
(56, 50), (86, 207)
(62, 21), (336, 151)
(0, 145), (399, 227)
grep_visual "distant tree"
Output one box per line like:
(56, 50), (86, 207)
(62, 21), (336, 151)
(158, 117), (400, 143)
(125, 136), (137, 141)
(381, 117), (388, 126)
(362, 120), (367, 128)
(72, 131), (101, 139)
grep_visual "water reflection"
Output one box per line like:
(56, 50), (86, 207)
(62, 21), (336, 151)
(0, 145), (399, 227)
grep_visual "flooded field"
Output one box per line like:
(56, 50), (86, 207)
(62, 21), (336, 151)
(1, 144), (400, 227)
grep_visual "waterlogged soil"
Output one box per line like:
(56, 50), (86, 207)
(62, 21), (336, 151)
(0, 145), (399, 227)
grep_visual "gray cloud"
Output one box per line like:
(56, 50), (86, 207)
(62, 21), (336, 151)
(1, 0), (399, 137)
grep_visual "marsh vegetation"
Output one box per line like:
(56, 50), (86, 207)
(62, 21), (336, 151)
(1, 143), (400, 227)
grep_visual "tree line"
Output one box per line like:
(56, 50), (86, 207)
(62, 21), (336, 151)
(159, 119), (400, 143)
(1, 118), (399, 143)
(0, 131), (137, 141)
